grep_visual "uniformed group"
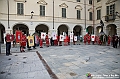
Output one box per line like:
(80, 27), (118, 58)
(5, 32), (120, 56)
(83, 33), (120, 48)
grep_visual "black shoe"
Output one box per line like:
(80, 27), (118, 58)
(6, 54), (9, 56)
(9, 53), (12, 55)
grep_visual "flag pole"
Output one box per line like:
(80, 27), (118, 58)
(92, 0), (94, 34)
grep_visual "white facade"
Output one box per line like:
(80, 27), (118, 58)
(0, 0), (120, 43)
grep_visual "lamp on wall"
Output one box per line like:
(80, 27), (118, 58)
(115, 11), (120, 18)
(31, 11), (34, 19)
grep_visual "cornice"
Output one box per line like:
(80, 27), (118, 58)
(75, 5), (82, 10)
(37, 0), (47, 5)
(59, 3), (68, 8)
(106, 0), (117, 5)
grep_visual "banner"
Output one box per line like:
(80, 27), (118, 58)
(28, 36), (34, 47)
(70, 32), (73, 40)
(16, 30), (22, 43)
(60, 35), (64, 41)
(91, 35), (95, 41)
(41, 32), (46, 40)
(52, 32), (57, 40)
(6, 34), (14, 42)
(74, 36), (77, 41)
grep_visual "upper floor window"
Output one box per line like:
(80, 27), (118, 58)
(97, 0), (101, 2)
(89, 0), (92, 5)
(17, 3), (24, 15)
(77, 0), (80, 2)
(62, 8), (66, 18)
(40, 5), (45, 16)
(106, 4), (115, 15)
(89, 12), (92, 20)
(77, 10), (81, 19)
(97, 9), (101, 20)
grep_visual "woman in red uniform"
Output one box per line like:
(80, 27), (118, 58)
(39, 36), (43, 48)
(20, 33), (26, 52)
(45, 35), (49, 47)
(107, 35), (111, 46)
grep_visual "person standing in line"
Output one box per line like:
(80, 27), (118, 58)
(45, 34), (49, 47)
(114, 35), (118, 48)
(20, 32), (26, 52)
(107, 35), (111, 46)
(112, 35), (116, 48)
(5, 33), (12, 56)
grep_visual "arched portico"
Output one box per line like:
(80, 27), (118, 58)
(0, 24), (5, 43)
(57, 24), (68, 36)
(73, 25), (82, 36)
(35, 24), (49, 34)
(87, 26), (93, 34)
(106, 24), (117, 36)
(96, 26), (102, 35)
(13, 24), (29, 35)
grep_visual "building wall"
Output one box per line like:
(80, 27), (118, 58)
(0, 0), (120, 40)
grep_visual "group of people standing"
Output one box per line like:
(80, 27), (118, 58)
(5, 32), (120, 56)
(83, 33), (120, 48)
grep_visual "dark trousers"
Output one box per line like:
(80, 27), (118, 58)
(6, 43), (11, 55)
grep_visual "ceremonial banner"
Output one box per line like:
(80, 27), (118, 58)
(91, 35), (95, 41)
(16, 30), (22, 43)
(35, 35), (39, 44)
(6, 34), (14, 41)
(74, 36), (77, 41)
(70, 32), (73, 40)
(28, 36), (34, 46)
(52, 32), (57, 40)
(60, 35), (64, 41)
(41, 32), (46, 40)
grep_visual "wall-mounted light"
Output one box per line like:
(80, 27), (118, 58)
(115, 11), (120, 18)
(31, 11), (34, 19)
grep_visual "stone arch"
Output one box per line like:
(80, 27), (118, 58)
(73, 25), (83, 36)
(87, 26), (93, 34)
(35, 24), (49, 34)
(13, 23), (29, 35)
(106, 24), (117, 36)
(57, 24), (69, 36)
(96, 26), (102, 35)
(0, 23), (5, 43)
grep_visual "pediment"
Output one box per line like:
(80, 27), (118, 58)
(37, 0), (47, 5)
(14, 0), (26, 2)
(88, 8), (92, 12)
(106, 0), (117, 5)
(59, 3), (68, 8)
(96, 6), (102, 9)
(75, 5), (82, 10)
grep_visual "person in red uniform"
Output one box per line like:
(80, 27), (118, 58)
(107, 35), (111, 46)
(84, 35), (87, 45)
(20, 32), (26, 52)
(87, 34), (91, 45)
(39, 36), (43, 48)
(45, 34), (49, 47)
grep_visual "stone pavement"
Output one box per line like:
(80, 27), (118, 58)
(0, 44), (120, 79)
(37, 44), (120, 79)
(0, 50), (51, 79)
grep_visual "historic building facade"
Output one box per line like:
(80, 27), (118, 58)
(0, 0), (120, 43)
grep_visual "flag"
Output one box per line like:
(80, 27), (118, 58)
(100, 20), (104, 26)
(16, 30), (22, 43)
(41, 32), (46, 40)
(28, 36), (34, 46)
